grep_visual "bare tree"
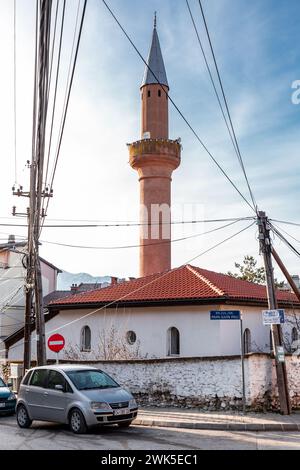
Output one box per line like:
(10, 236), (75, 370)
(63, 326), (143, 361)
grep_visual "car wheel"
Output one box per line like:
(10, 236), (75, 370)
(17, 405), (32, 428)
(118, 420), (133, 428)
(69, 408), (87, 434)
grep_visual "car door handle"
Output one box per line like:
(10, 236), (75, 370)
(44, 392), (49, 396)
(25, 388), (30, 392)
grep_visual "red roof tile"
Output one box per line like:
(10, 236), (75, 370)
(49, 264), (299, 307)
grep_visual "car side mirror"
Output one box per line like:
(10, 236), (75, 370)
(54, 384), (64, 392)
(7, 382), (13, 388)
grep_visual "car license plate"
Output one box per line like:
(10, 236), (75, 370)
(0, 403), (6, 408)
(114, 408), (130, 416)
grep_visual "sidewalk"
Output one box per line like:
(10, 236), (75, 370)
(134, 407), (300, 431)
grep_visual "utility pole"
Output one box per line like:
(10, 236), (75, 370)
(257, 211), (291, 415)
(12, 0), (53, 368)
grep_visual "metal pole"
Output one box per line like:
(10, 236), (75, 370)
(56, 352), (59, 365)
(240, 314), (246, 414)
(257, 211), (291, 415)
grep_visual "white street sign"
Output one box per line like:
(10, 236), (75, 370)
(262, 309), (285, 325)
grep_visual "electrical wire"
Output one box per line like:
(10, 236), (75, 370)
(187, 221), (255, 264)
(44, 0), (66, 190)
(43, 0), (87, 226)
(43, 221), (256, 335)
(197, 0), (257, 212)
(0, 220), (256, 354)
(101, 0), (256, 214)
(13, 0), (17, 184)
(270, 219), (300, 228)
(36, 218), (246, 249)
(0, 216), (255, 228)
(270, 223), (300, 260)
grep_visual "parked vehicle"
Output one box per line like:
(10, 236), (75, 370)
(16, 365), (138, 433)
(0, 377), (16, 415)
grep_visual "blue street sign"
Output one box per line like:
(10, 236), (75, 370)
(210, 310), (241, 320)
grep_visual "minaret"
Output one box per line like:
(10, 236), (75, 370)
(128, 15), (181, 277)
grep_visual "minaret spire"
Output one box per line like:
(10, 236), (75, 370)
(141, 16), (168, 89)
(128, 17), (182, 277)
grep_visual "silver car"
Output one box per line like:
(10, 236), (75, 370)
(16, 365), (138, 434)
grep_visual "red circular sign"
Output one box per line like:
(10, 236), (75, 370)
(47, 334), (65, 353)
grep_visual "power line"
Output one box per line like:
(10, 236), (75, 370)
(5, 219), (249, 250)
(186, 0), (239, 164)
(187, 221), (255, 264)
(101, 0), (256, 214)
(270, 219), (300, 228)
(0, 216), (255, 228)
(44, 222), (255, 335)
(43, 0), (87, 225)
(38, 218), (247, 249)
(197, 0), (257, 212)
(270, 223), (300, 261)
(271, 222), (300, 245)
(44, 0), (66, 189)
(13, 0), (17, 184)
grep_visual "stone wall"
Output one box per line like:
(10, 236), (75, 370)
(48, 353), (300, 411)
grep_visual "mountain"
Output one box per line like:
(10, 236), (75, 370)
(57, 271), (112, 290)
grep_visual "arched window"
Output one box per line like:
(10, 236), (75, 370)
(167, 327), (180, 356)
(80, 325), (91, 352)
(291, 327), (299, 351)
(243, 328), (251, 354)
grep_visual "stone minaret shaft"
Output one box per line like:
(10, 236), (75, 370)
(128, 19), (181, 277)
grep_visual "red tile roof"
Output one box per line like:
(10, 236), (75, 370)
(49, 264), (299, 308)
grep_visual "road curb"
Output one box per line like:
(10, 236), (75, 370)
(133, 418), (300, 432)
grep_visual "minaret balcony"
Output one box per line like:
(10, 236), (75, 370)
(127, 138), (181, 174)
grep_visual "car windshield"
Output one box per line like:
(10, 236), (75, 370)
(65, 369), (119, 391)
(0, 378), (5, 387)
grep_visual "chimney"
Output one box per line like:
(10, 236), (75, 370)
(110, 276), (118, 286)
(8, 234), (16, 247)
(70, 283), (78, 294)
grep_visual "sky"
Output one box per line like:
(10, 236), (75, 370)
(0, 0), (299, 280)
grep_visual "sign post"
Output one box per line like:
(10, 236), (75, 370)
(210, 310), (246, 414)
(47, 334), (65, 364)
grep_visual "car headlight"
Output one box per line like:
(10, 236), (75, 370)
(7, 393), (16, 401)
(129, 398), (137, 409)
(90, 402), (111, 411)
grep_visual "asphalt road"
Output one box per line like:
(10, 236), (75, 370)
(0, 415), (300, 450)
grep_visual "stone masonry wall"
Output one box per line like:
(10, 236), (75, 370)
(49, 353), (300, 411)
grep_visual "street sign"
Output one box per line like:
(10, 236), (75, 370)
(262, 309), (285, 325)
(210, 310), (241, 320)
(47, 334), (65, 353)
(276, 346), (285, 363)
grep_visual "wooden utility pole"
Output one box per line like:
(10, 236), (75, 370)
(257, 211), (291, 415)
(13, 0), (52, 368)
(271, 247), (300, 303)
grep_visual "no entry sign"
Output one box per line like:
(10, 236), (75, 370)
(47, 334), (65, 353)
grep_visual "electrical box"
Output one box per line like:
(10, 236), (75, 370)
(10, 363), (23, 378)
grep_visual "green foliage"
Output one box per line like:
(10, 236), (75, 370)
(227, 255), (284, 287)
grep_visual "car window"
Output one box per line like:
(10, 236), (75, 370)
(22, 370), (33, 386)
(66, 369), (119, 390)
(30, 369), (48, 387)
(0, 377), (5, 387)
